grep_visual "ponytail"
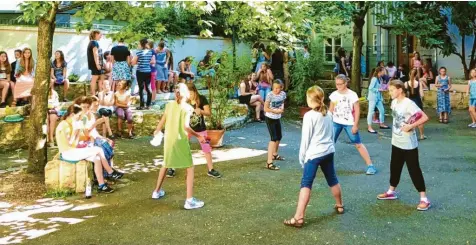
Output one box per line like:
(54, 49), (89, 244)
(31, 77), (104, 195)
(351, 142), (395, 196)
(306, 85), (328, 116)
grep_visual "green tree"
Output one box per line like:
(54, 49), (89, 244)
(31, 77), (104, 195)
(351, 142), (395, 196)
(378, 1), (476, 79)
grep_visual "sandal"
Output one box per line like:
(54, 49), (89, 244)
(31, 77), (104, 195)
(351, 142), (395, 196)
(419, 135), (427, 141)
(273, 154), (285, 161)
(266, 162), (280, 170)
(334, 204), (345, 214)
(443, 119), (448, 124)
(439, 118), (443, 123)
(283, 217), (304, 228)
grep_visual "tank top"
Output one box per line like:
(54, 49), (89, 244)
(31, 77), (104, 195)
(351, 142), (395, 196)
(98, 91), (115, 111)
(469, 80), (476, 99)
(408, 80), (421, 99)
(438, 75), (449, 90)
(115, 91), (129, 106)
(413, 59), (421, 69)
(0, 67), (7, 80)
(156, 49), (167, 66)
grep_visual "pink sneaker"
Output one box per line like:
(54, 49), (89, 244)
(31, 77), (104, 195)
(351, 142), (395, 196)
(417, 200), (431, 211)
(377, 192), (398, 200)
(373, 120), (380, 124)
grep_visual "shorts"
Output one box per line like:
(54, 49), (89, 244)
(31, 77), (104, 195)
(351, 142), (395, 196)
(265, 117), (282, 142)
(470, 98), (476, 107)
(48, 109), (58, 115)
(115, 107), (133, 123)
(179, 73), (192, 80)
(98, 108), (113, 117)
(188, 131), (212, 153)
(301, 153), (338, 189)
(333, 122), (362, 144)
(239, 94), (252, 105)
(90, 67), (104, 76)
(55, 78), (64, 85)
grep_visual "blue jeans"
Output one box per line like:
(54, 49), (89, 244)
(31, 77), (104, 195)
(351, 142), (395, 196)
(259, 87), (271, 101)
(301, 153), (338, 189)
(333, 122), (362, 144)
(367, 100), (385, 125)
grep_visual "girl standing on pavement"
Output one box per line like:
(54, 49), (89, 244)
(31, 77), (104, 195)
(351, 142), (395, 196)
(377, 80), (431, 211)
(367, 67), (390, 134)
(466, 68), (476, 128)
(152, 83), (206, 210)
(284, 85), (344, 228)
(264, 80), (286, 170)
(435, 67), (452, 123)
(405, 69), (426, 140)
(329, 74), (377, 175)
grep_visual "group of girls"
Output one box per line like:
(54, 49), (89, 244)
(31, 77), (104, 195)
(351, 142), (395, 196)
(87, 31), (180, 109)
(0, 48), (36, 107)
(284, 76), (431, 228)
(54, 95), (125, 194)
(48, 79), (136, 148)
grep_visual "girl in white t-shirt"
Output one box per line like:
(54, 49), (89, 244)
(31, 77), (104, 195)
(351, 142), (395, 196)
(377, 80), (431, 211)
(284, 85), (343, 228)
(329, 74), (376, 175)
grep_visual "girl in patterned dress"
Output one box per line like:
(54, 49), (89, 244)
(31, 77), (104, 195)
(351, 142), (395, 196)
(435, 67), (452, 123)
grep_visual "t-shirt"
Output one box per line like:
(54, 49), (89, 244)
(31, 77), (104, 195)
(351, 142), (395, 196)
(51, 60), (67, 80)
(190, 95), (209, 132)
(265, 91), (286, 119)
(87, 40), (102, 70)
(299, 110), (335, 167)
(56, 120), (74, 153)
(111, 45), (130, 62)
(387, 66), (397, 78)
(391, 98), (421, 150)
(136, 49), (153, 73)
(329, 89), (359, 126)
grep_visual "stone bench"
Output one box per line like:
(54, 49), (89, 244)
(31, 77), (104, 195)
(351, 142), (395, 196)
(0, 117), (29, 152)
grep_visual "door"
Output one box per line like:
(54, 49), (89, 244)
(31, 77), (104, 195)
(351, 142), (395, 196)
(396, 34), (417, 67)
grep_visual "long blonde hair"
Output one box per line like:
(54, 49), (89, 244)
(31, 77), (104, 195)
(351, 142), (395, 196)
(306, 85), (327, 116)
(408, 69), (421, 96)
(20, 47), (34, 74)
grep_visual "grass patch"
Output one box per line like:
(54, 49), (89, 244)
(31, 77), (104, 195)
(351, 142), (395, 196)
(44, 188), (75, 198)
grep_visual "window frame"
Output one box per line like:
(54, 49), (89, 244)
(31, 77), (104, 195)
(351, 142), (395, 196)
(323, 37), (343, 63)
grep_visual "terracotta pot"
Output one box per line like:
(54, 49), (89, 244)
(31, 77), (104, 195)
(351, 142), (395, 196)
(206, 129), (225, 148)
(299, 106), (311, 118)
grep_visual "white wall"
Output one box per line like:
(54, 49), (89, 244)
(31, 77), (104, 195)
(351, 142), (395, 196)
(0, 26), (251, 81)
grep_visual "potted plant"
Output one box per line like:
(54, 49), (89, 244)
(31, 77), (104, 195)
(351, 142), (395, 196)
(68, 73), (79, 83)
(207, 51), (250, 147)
(289, 37), (325, 118)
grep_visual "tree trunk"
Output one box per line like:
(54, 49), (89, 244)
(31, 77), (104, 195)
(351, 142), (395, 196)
(27, 6), (57, 174)
(351, 8), (366, 96)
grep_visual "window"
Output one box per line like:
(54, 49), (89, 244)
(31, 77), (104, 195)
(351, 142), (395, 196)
(324, 37), (342, 63)
(373, 34), (378, 54)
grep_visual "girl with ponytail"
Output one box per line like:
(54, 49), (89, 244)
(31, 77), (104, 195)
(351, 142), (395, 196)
(284, 85), (344, 228)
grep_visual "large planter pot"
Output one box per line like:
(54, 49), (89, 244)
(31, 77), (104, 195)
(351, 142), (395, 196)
(299, 106), (312, 118)
(206, 129), (225, 148)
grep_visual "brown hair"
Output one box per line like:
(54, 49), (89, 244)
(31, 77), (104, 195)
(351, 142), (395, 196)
(73, 96), (88, 105)
(408, 69), (421, 96)
(53, 50), (65, 67)
(372, 67), (385, 79)
(186, 82), (201, 108)
(20, 47), (34, 74)
(306, 85), (328, 116)
(89, 96), (99, 102)
(89, 30), (101, 41)
(389, 79), (406, 97)
(470, 68), (476, 79)
(0, 51), (11, 75)
(62, 104), (83, 120)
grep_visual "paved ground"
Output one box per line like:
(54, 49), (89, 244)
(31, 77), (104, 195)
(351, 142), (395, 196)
(2, 111), (476, 244)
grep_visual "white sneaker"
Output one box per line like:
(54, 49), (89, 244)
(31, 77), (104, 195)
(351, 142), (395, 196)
(152, 189), (165, 199)
(471, 124), (476, 128)
(468, 123), (475, 127)
(184, 197), (204, 210)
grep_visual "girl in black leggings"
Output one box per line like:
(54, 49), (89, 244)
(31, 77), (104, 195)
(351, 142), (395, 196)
(377, 80), (431, 211)
(131, 38), (155, 110)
